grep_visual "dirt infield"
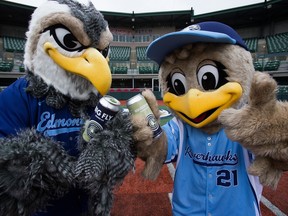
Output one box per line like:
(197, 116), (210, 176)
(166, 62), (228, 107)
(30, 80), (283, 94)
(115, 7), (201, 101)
(111, 159), (173, 216)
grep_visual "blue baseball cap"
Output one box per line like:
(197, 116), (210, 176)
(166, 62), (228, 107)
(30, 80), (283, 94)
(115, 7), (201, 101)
(146, 21), (248, 65)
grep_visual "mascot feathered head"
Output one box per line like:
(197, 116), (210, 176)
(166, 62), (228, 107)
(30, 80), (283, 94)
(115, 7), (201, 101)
(147, 21), (254, 132)
(24, 0), (113, 99)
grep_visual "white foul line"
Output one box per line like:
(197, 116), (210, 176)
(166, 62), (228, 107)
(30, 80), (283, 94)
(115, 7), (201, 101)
(166, 163), (175, 206)
(261, 196), (286, 216)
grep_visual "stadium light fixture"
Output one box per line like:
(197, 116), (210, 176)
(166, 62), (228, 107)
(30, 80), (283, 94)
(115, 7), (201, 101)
(190, 7), (194, 23)
(132, 11), (135, 22)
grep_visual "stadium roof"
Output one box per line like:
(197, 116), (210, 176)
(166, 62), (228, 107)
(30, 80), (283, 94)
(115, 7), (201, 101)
(3, 0), (264, 14)
(0, 0), (287, 32)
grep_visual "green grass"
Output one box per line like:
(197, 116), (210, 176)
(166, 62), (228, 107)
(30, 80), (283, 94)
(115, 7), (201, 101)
(160, 116), (172, 126)
(159, 105), (173, 126)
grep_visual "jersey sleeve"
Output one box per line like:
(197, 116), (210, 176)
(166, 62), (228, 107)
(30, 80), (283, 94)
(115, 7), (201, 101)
(162, 117), (183, 163)
(0, 78), (35, 137)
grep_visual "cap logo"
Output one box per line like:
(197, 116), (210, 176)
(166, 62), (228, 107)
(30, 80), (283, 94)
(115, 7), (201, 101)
(189, 24), (201, 31)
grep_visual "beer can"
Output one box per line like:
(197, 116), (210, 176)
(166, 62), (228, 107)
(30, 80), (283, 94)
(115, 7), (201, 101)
(83, 95), (121, 142)
(126, 94), (162, 139)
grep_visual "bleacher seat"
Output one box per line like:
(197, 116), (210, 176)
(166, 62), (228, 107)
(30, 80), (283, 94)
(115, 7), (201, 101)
(277, 85), (288, 101)
(110, 46), (131, 61)
(3, 36), (26, 52)
(19, 64), (25, 72)
(136, 47), (149, 61)
(0, 61), (13, 72)
(253, 61), (263, 71)
(112, 66), (128, 74)
(264, 60), (280, 71)
(153, 64), (159, 74)
(139, 66), (152, 74)
(266, 32), (288, 54)
(244, 37), (258, 53)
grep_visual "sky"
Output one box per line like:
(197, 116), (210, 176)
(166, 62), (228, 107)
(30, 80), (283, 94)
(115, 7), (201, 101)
(5, 0), (265, 15)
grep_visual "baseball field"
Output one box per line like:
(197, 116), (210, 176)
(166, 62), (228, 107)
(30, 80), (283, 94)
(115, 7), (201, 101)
(114, 101), (288, 216)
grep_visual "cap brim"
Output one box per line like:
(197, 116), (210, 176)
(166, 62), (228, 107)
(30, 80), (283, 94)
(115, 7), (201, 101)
(146, 30), (236, 65)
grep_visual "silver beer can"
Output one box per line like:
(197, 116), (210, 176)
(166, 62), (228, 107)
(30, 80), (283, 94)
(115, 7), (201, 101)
(127, 93), (162, 139)
(83, 95), (121, 142)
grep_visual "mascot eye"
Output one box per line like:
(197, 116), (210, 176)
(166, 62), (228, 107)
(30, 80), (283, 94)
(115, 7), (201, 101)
(167, 72), (187, 96)
(197, 65), (219, 90)
(98, 45), (110, 58)
(49, 25), (85, 52)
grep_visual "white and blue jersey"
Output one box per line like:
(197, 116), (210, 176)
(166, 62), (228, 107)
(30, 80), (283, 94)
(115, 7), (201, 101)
(163, 117), (263, 216)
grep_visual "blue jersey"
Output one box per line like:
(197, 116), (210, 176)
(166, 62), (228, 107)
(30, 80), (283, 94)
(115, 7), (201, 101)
(163, 117), (263, 216)
(0, 77), (92, 155)
(0, 77), (94, 215)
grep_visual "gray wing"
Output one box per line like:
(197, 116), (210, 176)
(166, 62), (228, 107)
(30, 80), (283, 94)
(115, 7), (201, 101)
(0, 128), (75, 216)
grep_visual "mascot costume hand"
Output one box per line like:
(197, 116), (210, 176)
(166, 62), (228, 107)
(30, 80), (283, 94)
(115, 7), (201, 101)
(133, 21), (288, 215)
(219, 71), (288, 188)
(0, 0), (136, 215)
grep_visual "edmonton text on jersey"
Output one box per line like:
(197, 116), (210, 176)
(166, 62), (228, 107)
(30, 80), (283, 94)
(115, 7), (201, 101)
(37, 111), (84, 136)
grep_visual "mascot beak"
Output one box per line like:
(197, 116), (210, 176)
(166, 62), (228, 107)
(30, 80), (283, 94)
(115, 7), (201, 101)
(163, 82), (243, 128)
(44, 42), (112, 96)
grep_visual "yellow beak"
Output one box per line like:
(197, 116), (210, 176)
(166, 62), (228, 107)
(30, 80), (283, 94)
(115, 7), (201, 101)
(44, 42), (111, 96)
(163, 82), (243, 128)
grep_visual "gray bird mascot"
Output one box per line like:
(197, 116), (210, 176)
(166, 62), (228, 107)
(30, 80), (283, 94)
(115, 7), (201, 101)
(0, 0), (136, 215)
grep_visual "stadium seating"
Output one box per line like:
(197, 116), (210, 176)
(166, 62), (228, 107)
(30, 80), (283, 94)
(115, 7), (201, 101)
(139, 66), (152, 74)
(111, 66), (128, 74)
(264, 60), (280, 71)
(266, 32), (288, 54)
(0, 61), (13, 72)
(153, 64), (159, 74)
(19, 64), (25, 72)
(1, 31), (288, 77)
(253, 61), (263, 71)
(277, 85), (288, 101)
(244, 37), (258, 53)
(109, 46), (131, 61)
(253, 60), (281, 72)
(3, 36), (25, 52)
(136, 46), (150, 61)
